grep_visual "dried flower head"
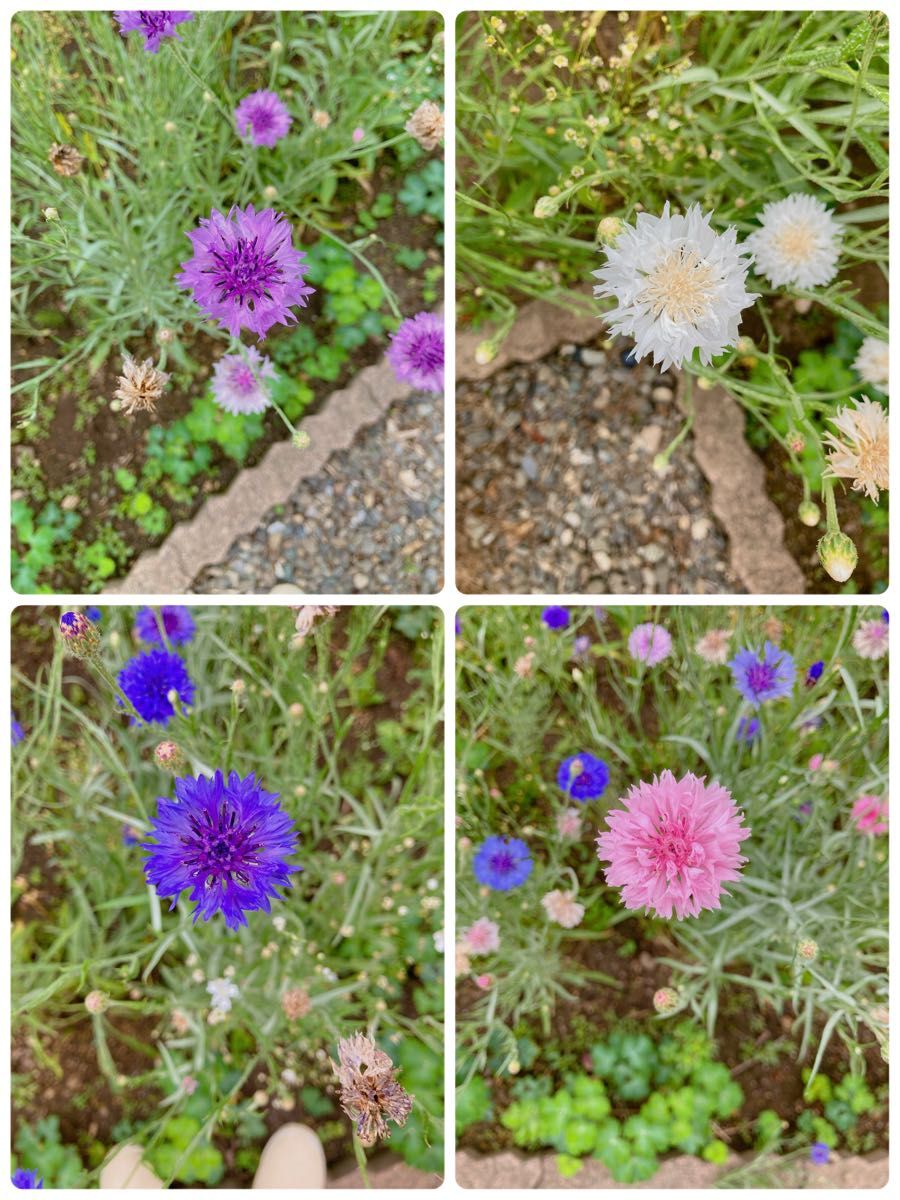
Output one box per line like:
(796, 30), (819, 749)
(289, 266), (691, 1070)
(853, 336), (889, 394)
(281, 987), (312, 1021)
(292, 605), (339, 641)
(113, 356), (169, 416)
(48, 142), (84, 176)
(823, 397), (888, 504)
(797, 938), (818, 962)
(592, 202), (757, 372)
(332, 1033), (413, 1146)
(312, 109), (331, 129)
(745, 193), (842, 289)
(694, 628), (732, 664)
(405, 100), (444, 150)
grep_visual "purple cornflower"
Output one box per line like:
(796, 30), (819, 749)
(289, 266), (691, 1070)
(541, 606), (570, 630)
(86, 606), (103, 622)
(122, 825), (142, 847)
(805, 661), (824, 687)
(114, 11), (194, 53)
(234, 90), (293, 148)
(134, 606), (196, 646)
(455, 614), (461, 635)
(572, 635), (591, 661)
(809, 1142), (830, 1166)
(176, 204), (314, 340)
(882, 609), (889, 623)
(473, 836), (533, 891)
(118, 650), (194, 725)
(12, 712), (25, 746)
(59, 611), (100, 659)
(628, 622), (672, 666)
(12, 1169), (43, 1189)
(143, 770), (300, 930)
(386, 311), (444, 394)
(556, 753), (610, 802)
(211, 347), (276, 414)
(736, 717), (760, 744)
(729, 642), (796, 708)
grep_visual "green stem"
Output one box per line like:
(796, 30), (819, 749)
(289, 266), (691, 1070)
(822, 477), (840, 533)
(170, 44), (234, 128)
(301, 215), (403, 320)
(654, 371), (695, 469)
(352, 1132), (372, 1189)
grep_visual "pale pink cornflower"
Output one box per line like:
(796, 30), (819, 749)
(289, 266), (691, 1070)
(182, 1075), (198, 1095)
(851, 794), (888, 835)
(628, 622), (672, 666)
(541, 889), (585, 928)
(556, 807), (583, 839)
(653, 987), (680, 1014)
(853, 618), (889, 660)
(514, 652), (535, 678)
(455, 943), (472, 976)
(597, 771), (751, 919)
(694, 628), (732, 664)
(474, 974), (493, 990)
(352, 127), (365, 143)
(809, 754), (824, 771)
(461, 917), (500, 955)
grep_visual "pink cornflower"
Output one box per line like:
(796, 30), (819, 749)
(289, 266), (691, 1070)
(694, 628), (732, 664)
(541, 889), (585, 928)
(597, 770), (750, 919)
(474, 974), (493, 990)
(461, 917), (500, 955)
(853, 619), (889, 660)
(182, 1075), (198, 1095)
(352, 127), (365, 143)
(556, 807), (583, 839)
(809, 754), (824, 771)
(851, 794), (888, 835)
(628, 622), (672, 666)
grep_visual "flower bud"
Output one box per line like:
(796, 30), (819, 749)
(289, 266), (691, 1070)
(533, 195), (560, 219)
(155, 740), (186, 773)
(798, 500), (820, 527)
(474, 341), (496, 366)
(786, 429), (805, 454)
(817, 531), (857, 583)
(59, 611), (101, 659)
(797, 938), (818, 962)
(292, 430), (311, 450)
(596, 216), (622, 243)
(42, 207), (59, 222)
(84, 990), (109, 1014)
(653, 986), (680, 1014)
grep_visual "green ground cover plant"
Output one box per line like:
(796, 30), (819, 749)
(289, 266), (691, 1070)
(457, 11), (888, 588)
(11, 605), (444, 1186)
(455, 604), (887, 1183)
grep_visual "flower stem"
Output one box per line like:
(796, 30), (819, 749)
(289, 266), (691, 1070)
(170, 44), (234, 128)
(352, 1132), (372, 1189)
(301, 214), (403, 320)
(822, 477), (840, 533)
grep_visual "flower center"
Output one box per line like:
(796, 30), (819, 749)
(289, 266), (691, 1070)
(251, 106), (274, 131)
(650, 816), (702, 871)
(140, 11), (175, 34)
(639, 248), (716, 324)
(184, 803), (261, 886)
(773, 224), (817, 265)
(207, 236), (283, 306)
(746, 661), (776, 695)
(490, 850), (514, 875)
(229, 362), (259, 394)
(410, 334), (443, 373)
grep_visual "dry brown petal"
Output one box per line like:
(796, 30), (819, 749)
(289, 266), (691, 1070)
(113, 356), (170, 416)
(405, 101), (443, 151)
(48, 142), (85, 177)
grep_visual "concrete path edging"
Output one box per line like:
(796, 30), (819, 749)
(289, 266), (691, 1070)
(109, 359), (411, 594)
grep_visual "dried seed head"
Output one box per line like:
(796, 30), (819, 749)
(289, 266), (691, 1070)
(48, 142), (85, 176)
(114, 356), (170, 416)
(405, 100), (443, 151)
(332, 1032), (413, 1145)
(281, 987), (312, 1021)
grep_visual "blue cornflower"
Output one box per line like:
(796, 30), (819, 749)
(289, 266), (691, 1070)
(809, 1142), (830, 1166)
(122, 825), (141, 847)
(556, 752), (609, 802)
(805, 661), (824, 687)
(882, 609), (889, 624)
(86, 606), (103, 622)
(541, 606), (570, 630)
(736, 717), (760, 744)
(473, 836), (533, 891)
(12, 712), (25, 746)
(12, 1169), (43, 1189)
(728, 642), (796, 708)
(455, 614), (461, 635)
(118, 650), (194, 725)
(134, 605), (196, 646)
(143, 770), (300, 931)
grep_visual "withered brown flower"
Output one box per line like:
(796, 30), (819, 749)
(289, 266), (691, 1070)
(113, 356), (170, 416)
(332, 1032), (413, 1146)
(404, 100), (443, 151)
(48, 142), (85, 176)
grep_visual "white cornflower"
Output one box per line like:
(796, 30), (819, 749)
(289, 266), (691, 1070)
(823, 397), (888, 503)
(540, 889), (585, 929)
(592, 202), (757, 372)
(853, 336), (889, 394)
(206, 977), (241, 1013)
(745, 194), (842, 289)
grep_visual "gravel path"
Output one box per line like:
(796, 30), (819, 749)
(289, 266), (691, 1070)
(192, 392), (442, 594)
(457, 346), (741, 594)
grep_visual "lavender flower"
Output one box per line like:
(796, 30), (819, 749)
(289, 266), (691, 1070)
(143, 770), (300, 930)
(234, 90), (293, 148)
(114, 11), (194, 53)
(211, 347), (276, 414)
(12, 712), (25, 746)
(11, 1169), (43, 1189)
(729, 642), (796, 708)
(134, 605), (196, 646)
(118, 649), (194, 725)
(176, 204), (314, 340)
(809, 1142), (830, 1166)
(386, 311), (444, 393)
(736, 716), (760, 744)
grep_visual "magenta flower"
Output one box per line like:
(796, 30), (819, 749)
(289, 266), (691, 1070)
(212, 347), (276, 414)
(596, 771), (751, 919)
(176, 205), (314, 340)
(352, 127), (365, 143)
(628, 622), (672, 666)
(114, 11), (194, 53)
(851, 794), (888, 835)
(234, 90), (293, 148)
(386, 311), (444, 394)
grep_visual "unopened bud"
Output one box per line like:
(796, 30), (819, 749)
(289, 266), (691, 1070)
(596, 216), (622, 243)
(292, 430), (311, 450)
(474, 341), (496, 365)
(155, 741), (186, 773)
(786, 429), (805, 454)
(157, 328), (174, 344)
(533, 195), (560, 219)
(818, 531), (857, 583)
(270, 40), (283, 54)
(85, 990), (109, 1014)
(42, 207), (59, 222)
(797, 938), (818, 962)
(653, 986), (680, 1014)
(263, 185), (278, 200)
(798, 500), (820, 527)
(59, 611), (101, 660)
